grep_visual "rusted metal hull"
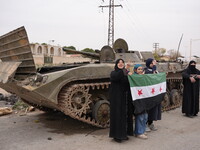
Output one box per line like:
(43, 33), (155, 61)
(0, 26), (36, 80)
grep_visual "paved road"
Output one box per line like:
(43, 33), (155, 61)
(0, 107), (200, 150)
(0, 63), (200, 150)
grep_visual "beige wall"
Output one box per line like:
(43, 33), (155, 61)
(30, 43), (65, 56)
(33, 55), (92, 67)
(30, 43), (92, 67)
(33, 55), (44, 66)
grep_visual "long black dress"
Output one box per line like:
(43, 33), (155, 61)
(109, 61), (133, 140)
(144, 67), (162, 121)
(182, 62), (200, 116)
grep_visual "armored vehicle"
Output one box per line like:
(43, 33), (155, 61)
(0, 27), (186, 128)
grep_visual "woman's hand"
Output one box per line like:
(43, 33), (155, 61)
(190, 77), (196, 83)
(128, 72), (133, 75)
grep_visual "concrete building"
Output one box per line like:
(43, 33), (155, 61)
(30, 43), (91, 67)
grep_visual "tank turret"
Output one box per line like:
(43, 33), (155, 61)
(63, 38), (142, 63)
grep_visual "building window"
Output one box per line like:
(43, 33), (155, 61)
(37, 46), (42, 54)
(50, 47), (54, 56)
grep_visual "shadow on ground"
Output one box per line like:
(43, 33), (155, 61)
(35, 111), (103, 136)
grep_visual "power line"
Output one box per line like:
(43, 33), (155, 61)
(99, 0), (122, 46)
(119, 0), (151, 40)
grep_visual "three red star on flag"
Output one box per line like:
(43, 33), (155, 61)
(137, 86), (163, 96)
(160, 87), (162, 92)
(151, 88), (155, 94)
(138, 89), (143, 96)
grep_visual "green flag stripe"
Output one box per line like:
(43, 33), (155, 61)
(128, 72), (166, 87)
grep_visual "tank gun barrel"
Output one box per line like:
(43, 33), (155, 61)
(62, 48), (100, 60)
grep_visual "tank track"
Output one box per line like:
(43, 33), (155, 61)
(58, 82), (110, 128)
(57, 78), (183, 128)
(162, 78), (182, 112)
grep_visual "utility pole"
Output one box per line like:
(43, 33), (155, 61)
(153, 43), (159, 53)
(99, 0), (122, 46)
(190, 39), (200, 60)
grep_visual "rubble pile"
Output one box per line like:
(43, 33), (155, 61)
(0, 107), (12, 116)
(0, 93), (35, 116)
(0, 93), (19, 107)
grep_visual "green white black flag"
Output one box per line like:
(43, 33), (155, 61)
(128, 72), (166, 114)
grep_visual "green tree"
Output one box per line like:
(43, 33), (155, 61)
(81, 48), (95, 53)
(158, 48), (166, 56)
(63, 46), (76, 50)
(153, 52), (161, 61)
(153, 48), (167, 61)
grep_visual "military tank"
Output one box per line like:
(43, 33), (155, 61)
(0, 27), (186, 128)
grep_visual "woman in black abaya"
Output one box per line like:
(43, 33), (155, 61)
(144, 58), (161, 131)
(109, 59), (133, 142)
(182, 60), (200, 117)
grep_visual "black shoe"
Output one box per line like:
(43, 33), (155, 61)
(123, 137), (129, 140)
(186, 114), (193, 118)
(114, 138), (122, 143)
(127, 133), (133, 136)
(193, 114), (198, 116)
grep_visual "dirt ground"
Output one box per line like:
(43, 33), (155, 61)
(0, 107), (200, 150)
(0, 65), (199, 150)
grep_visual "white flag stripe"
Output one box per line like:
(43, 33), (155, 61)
(130, 82), (166, 101)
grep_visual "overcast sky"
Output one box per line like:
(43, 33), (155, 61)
(0, 0), (200, 59)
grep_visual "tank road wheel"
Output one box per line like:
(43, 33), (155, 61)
(161, 92), (170, 110)
(92, 100), (110, 125)
(170, 89), (180, 105)
(58, 82), (111, 128)
(64, 85), (92, 117)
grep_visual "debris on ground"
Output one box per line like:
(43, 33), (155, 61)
(0, 93), (19, 107)
(47, 137), (52, 140)
(0, 92), (36, 116)
(12, 100), (30, 111)
(0, 107), (12, 116)
(34, 120), (40, 123)
(12, 100), (35, 115)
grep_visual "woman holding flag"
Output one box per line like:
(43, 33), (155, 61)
(133, 64), (148, 139)
(128, 59), (166, 137)
(109, 59), (133, 143)
(128, 62), (166, 137)
(144, 58), (161, 132)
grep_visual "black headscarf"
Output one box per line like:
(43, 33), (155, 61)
(146, 58), (154, 69)
(188, 60), (197, 74)
(114, 59), (125, 71)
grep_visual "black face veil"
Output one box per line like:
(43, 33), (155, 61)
(188, 60), (197, 73)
